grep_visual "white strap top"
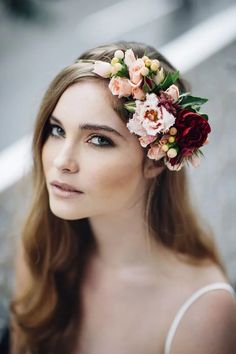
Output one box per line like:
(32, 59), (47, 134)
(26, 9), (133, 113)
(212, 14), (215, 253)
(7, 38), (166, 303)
(164, 282), (235, 354)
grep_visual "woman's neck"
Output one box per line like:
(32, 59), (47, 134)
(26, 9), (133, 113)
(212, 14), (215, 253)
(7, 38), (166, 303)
(88, 200), (157, 270)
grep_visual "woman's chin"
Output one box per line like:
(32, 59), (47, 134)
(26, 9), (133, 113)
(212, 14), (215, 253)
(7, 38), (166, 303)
(49, 202), (85, 220)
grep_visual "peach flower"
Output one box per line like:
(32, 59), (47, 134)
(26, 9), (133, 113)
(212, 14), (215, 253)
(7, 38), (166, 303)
(165, 84), (180, 103)
(108, 76), (132, 98)
(124, 49), (146, 85)
(124, 48), (136, 68)
(129, 58), (146, 85)
(131, 86), (146, 100)
(147, 144), (166, 160)
(139, 135), (157, 147)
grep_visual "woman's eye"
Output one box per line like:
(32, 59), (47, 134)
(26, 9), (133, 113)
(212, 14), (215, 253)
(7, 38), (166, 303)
(48, 124), (64, 138)
(48, 123), (113, 148)
(88, 135), (114, 148)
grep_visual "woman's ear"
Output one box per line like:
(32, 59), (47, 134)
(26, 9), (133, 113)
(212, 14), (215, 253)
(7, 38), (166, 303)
(143, 157), (165, 179)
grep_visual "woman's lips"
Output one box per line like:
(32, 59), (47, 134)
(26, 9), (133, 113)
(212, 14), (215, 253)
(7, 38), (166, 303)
(50, 184), (83, 198)
(50, 181), (83, 192)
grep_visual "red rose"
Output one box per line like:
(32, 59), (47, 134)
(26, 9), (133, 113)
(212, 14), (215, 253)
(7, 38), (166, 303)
(175, 109), (211, 155)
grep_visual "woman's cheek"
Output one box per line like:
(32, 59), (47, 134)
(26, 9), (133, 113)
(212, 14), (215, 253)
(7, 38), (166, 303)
(88, 156), (141, 192)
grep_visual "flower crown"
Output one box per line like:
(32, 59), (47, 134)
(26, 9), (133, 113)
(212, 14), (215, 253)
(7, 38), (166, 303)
(92, 48), (211, 171)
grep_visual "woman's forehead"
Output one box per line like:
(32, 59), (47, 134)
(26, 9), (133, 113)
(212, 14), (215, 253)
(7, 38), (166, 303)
(52, 80), (130, 135)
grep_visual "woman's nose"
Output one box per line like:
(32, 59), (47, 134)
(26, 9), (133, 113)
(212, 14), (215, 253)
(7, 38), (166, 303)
(53, 145), (79, 173)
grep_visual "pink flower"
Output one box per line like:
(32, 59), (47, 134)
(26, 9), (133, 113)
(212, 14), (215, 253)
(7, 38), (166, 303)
(130, 93), (176, 136)
(108, 77), (133, 98)
(92, 61), (112, 78)
(147, 144), (166, 160)
(159, 107), (176, 133)
(126, 114), (147, 136)
(165, 84), (180, 103)
(131, 86), (146, 100)
(124, 49), (136, 68)
(142, 118), (162, 136)
(124, 49), (146, 85)
(139, 135), (157, 147)
(129, 58), (146, 85)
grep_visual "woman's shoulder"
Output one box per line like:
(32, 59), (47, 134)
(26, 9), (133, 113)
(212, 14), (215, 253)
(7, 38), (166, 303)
(167, 282), (236, 354)
(170, 248), (229, 283)
(161, 256), (236, 354)
(159, 252), (236, 354)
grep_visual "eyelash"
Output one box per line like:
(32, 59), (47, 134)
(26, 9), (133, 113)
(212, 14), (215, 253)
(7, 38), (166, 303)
(47, 123), (114, 148)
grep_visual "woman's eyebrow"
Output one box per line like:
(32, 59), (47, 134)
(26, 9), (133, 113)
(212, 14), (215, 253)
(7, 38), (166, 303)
(49, 115), (126, 140)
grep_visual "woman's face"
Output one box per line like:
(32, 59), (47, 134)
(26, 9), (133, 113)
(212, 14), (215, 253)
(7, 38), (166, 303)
(42, 80), (150, 220)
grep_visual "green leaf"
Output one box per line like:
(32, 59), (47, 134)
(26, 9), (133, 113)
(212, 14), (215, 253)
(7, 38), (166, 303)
(148, 70), (156, 79)
(142, 81), (151, 93)
(201, 114), (209, 121)
(113, 65), (129, 78)
(178, 92), (191, 98)
(155, 71), (179, 91)
(180, 106), (209, 121)
(168, 141), (178, 149)
(124, 101), (136, 113)
(195, 149), (204, 157)
(177, 94), (208, 109)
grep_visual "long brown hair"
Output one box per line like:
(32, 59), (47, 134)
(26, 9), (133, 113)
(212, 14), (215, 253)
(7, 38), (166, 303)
(10, 40), (227, 354)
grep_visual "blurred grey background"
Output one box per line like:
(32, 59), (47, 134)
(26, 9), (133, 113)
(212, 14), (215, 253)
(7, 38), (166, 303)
(0, 0), (236, 334)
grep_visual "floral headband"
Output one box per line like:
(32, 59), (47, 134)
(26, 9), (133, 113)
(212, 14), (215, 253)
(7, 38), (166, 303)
(92, 48), (211, 171)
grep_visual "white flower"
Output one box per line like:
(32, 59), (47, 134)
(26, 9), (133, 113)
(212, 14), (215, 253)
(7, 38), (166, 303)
(140, 94), (175, 133)
(114, 50), (124, 59)
(153, 67), (165, 85)
(140, 67), (149, 76)
(92, 61), (112, 78)
(126, 114), (147, 136)
(167, 148), (177, 158)
(160, 107), (176, 133)
(126, 93), (176, 138)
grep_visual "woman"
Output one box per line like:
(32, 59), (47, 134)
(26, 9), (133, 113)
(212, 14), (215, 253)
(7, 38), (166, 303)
(9, 41), (236, 354)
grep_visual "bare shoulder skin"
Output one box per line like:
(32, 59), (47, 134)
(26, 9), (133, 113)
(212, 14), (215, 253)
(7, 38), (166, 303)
(10, 234), (231, 354)
(11, 238), (233, 354)
(73, 248), (231, 354)
(170, 287), (236, 354)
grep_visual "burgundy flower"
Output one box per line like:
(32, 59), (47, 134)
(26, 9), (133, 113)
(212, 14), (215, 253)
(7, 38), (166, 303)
(175, 109), (211, 155)
(158, 90), (177, 115)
